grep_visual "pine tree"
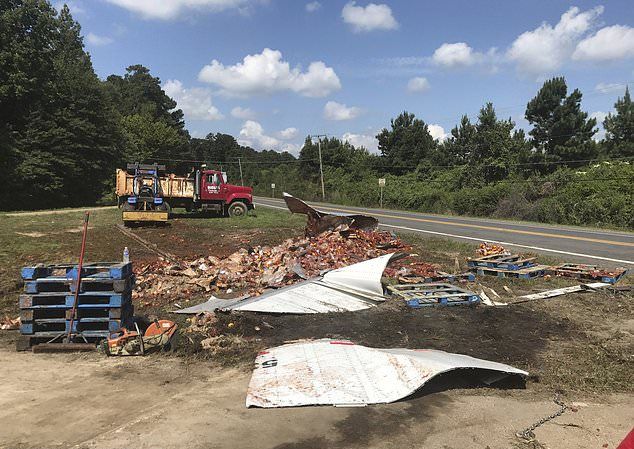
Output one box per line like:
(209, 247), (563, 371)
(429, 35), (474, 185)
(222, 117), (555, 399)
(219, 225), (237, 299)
(525, 77), (597, 166)
(376, 111), (436, 174)
(603, 87), (634, 157)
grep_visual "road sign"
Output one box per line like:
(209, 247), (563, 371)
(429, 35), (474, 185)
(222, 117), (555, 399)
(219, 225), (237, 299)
(378, 178), (386, 187)
(271, 183), (276, 189)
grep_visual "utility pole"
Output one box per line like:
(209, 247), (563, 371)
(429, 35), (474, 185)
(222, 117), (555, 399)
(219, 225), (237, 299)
(237, 157), (244, 186)
(310, 134), (327, 200)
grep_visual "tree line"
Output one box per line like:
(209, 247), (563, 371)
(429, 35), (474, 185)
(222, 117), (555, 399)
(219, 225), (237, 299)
(1, 1), (633, 227)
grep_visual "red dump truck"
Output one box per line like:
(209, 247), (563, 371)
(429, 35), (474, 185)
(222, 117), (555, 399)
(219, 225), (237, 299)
(115, 165), (254, 219)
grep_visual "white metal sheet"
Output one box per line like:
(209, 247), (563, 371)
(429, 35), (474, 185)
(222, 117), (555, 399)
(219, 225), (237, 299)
(321, 253), (397, 300)
(175, 254), (397, 314)
(246, 339), (528, 408)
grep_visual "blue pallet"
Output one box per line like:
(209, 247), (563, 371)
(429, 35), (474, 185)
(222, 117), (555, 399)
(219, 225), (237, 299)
(20, 292), (131, 309)
(426, 272), (476, 283)
(20, 330), (112, 340)
(406, 295), (480, 308)
(67, 262), (132, 280)
(22, 262), (132, 280)
(473, 266), (547, 279)
(20, 293), (70, 308)
(20, 304), (132, 321)
(467, 254), (536, 271)
(64, 292), (130, 308)
(389, 283), (481, 308)
(20, 319), (126, 335)
(24, 274), (135, 294)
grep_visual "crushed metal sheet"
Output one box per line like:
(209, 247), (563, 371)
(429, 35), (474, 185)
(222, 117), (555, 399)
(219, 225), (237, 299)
(246, 339), (528, 408)
(176, 253), (400, 314)
(516, 282), (610, 302)
(283, 192), (378, 236)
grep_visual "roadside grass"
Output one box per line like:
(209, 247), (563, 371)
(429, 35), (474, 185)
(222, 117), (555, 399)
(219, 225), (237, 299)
(1, 207), (631, 394)
(0, 207), (306, 315)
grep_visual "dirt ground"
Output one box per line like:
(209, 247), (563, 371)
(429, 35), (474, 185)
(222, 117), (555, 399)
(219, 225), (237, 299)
(1, 208), (632, 448)
(0, 336), (632, 449)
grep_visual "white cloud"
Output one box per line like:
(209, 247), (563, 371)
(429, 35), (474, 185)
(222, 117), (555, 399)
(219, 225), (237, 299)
(85, 32), (113, 46)
(432, 43), (478, 68)
(428, 124), (448, 142)
(305, 1), (321, 13)
(277, 127), (298, 140)
(573, 25), (634, 61)
(341, 1), (398, 33)
(238, 120), (299, 153)
(163, 80), (223, 121)
(323, 101), (362, 121)
(342, 132), (378, 153)
(595, 82), (626, 94)
(507, 6), (603, 75)
(198, 48), (341, 98)
(230, 106), (255, 119)
(105, 0), (250, 20)
(590, 111), (608, 141)
(407, 76), (430, 93)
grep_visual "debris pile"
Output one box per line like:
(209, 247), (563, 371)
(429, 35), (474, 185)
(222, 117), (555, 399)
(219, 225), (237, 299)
(477, 242), (508, 257)
(133, 228), (433, 307)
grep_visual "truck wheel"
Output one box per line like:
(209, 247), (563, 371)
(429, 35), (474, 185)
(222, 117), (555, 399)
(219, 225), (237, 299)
(228, 201), (247, 217)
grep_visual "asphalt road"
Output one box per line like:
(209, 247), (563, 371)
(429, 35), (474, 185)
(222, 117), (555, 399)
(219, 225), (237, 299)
(254, 196), (634, 268)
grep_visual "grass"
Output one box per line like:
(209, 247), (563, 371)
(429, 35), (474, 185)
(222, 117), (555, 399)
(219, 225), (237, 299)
(1, 206), (632, 395)
(0, 207), (306, 315)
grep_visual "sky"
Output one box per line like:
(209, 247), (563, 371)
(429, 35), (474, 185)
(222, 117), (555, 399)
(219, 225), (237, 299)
(61, 0), (634, 154)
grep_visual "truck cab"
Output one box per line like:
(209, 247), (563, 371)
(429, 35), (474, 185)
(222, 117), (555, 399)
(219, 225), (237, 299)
(195, 169), (254, 217)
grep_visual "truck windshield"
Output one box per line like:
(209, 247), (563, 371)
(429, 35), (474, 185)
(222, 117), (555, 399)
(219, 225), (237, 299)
(206, 173), (221, 185)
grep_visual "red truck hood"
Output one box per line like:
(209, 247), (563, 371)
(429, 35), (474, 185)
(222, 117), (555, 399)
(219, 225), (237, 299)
(225, 184), (253, 194)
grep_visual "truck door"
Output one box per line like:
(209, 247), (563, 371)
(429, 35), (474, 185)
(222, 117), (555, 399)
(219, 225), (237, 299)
(201, 172), (226, 202)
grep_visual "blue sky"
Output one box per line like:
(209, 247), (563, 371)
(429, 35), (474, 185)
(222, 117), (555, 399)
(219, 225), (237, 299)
(64, 0), (634, 153)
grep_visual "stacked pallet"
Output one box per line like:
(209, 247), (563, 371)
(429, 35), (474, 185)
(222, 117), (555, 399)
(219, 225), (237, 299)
(388, 283), (481, 308)
(17, 262), (134, 350)
(467, 254), (548, 279)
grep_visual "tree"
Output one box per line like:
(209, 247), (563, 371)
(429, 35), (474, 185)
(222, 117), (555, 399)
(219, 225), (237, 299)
(603, 87), (634, 157)
(525, 77), (597, 166)
(104, 64), (189, 164)
(0, 2), (120, 209)
(376, 112), (436, 174)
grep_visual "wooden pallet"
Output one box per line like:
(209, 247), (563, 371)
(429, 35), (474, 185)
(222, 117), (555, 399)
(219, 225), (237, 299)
(22, 262), (132, 281)
(546, 264), (627, 284)
(467, 254), (536, 271)
(471, 264), (548, 279)
(388, 283), (481, 307)
(24, 273), (135, 294)
(20, 318), (129, 335)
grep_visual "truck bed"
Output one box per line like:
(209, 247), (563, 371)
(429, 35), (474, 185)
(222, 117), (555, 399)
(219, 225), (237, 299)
(115, 169), (195, 199)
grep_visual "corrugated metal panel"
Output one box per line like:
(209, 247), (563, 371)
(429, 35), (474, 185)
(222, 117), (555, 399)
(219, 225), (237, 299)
(246, 339), (528, 408)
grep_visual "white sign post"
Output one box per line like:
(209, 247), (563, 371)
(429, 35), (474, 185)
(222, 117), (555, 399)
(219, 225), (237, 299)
(271, 183), (276, 198)
(378, 178), (386, 208)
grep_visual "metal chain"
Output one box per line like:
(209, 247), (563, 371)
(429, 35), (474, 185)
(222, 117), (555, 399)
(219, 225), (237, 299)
(515, 393), (568, 441)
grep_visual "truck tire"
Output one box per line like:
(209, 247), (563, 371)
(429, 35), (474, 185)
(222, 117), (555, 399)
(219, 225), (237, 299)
(228, 201), (247, 217)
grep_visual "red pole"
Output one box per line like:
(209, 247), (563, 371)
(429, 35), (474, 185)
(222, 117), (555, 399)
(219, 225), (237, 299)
(66, 212), (89, 343)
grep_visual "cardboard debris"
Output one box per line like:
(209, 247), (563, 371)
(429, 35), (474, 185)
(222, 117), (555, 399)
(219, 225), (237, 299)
(1, 316), (20, 330)
(477, 242), (508, 257)
(176, 253), (400, 314)
(283, 192), (379, 236)
(134, 227), (435, 307)
(246, 339), (528, 408)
